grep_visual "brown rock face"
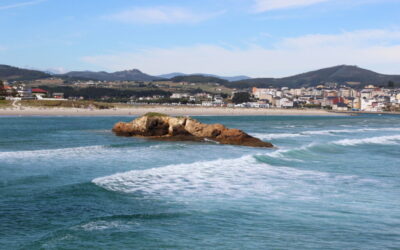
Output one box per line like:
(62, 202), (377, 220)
(112, 113), (273, 148)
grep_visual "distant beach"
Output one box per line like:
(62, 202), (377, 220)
(0, 106), (346, 116)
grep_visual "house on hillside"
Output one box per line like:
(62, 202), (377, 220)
(171, 93), (189, 99)
(332, 102), (349, 111)
(52, 93), (64, 99)
(31, 88), (48, 98)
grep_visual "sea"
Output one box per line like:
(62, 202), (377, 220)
(0, 115), (399, 249)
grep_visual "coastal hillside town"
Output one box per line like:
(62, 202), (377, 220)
(1, 78), (400, 112)
(250, 85), (400, 112)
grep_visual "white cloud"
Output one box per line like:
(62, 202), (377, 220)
(81, 29), (400, 77)
(106, 6), (223, 24)
(253, 0), (330, 12)
(0, 0), (46, 10)
(281, 29), (400, 48)
(252, 0), (395, 12)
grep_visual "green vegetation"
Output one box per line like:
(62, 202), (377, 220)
(0, 64), (50, 80)
(169, 75), (228, 84)
(229, 65), (400, 89)
(20, 100), (115, 109)
(0, 100), (11, 107)
(0, 80), (5, 97)
(303, 104), (322, 109)
(143, 112), (168, 117)
(232, 92), (251, 104)
(37, 86), (172, 102)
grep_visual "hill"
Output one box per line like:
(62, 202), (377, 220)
(169, 75), (229, 84)
(157, 72), (250, 82)
(230, 65), (400, 88)
(1, 64), (399, 88)
(0, 65), (51, 81)
(61, 69), (162, 81)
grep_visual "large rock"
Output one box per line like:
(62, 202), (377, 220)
(112, 113), (273, 148)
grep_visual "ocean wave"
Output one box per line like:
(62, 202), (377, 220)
(333, 135), (400, 146)
(0, 145), (106, 159)
(77, 212), (187, 231)
(92, 156), (375, 201)
(78, 220), (131, 232)
(0, 143), (176, 160)
(305, 127), (400, 135)
(252, 127), (400, 140)
(251, 133), (304, 140)
(261, 144), (320, 162)
(257, 134), (400, 163)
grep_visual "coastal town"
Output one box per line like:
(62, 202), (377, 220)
(1, 78), (400, 112)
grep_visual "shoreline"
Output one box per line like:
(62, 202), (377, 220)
(0, 106), (348, 117)
(331, 110), (400, 115)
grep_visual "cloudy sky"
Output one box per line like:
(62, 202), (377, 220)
(1, 0), (400, 77)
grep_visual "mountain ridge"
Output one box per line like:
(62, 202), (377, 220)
(1, 64), (399, 88)
(0, 64), (51, 81)
(229, 65), (400, 88)
(157, 72), (251, 82)
(61, 69), (161, 82)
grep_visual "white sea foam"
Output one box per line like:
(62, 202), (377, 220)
(79, 221), (131, 231)
(0, 145), (106, 159)
(333, 135), (400, 146)
(264, 134), (400, 161)
(93, 156), (374, 201)
(251, 133), (304, 140)
(262, 143), (319, 161)
(252, 127), (400, 140)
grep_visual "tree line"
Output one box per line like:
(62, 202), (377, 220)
(38, 86), (172, 101)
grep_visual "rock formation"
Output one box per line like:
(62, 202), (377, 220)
(112, 113), (273, 148)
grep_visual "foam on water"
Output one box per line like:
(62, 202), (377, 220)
(262, 144), (318, 161)
(78, 221), (132, 232)
(253, 127), (400, 140)
(93, 155), (376, 201)
(252, 133), (304, 140)
(0, 143), (184, 161)
(0, 145), (106, 159)
(255, 134), (400, 162)
(333, 135), (400, 146)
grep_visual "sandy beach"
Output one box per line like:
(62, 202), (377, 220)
(0, 106), (346, 116)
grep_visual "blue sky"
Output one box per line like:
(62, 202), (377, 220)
(1, 0), (400, 77)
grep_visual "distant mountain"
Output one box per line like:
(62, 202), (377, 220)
(220, 75), (251, 82)
(62, 69), (162, 81)
(230, 65), (400, 88)
(169, 75), (229, 84)
(157, 72), (251, 82)
(1, 64), (400, 88)
(157, 72), (185, 79)
(0, 64), (51, 81)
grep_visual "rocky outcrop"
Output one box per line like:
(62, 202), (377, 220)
(112, 113), (273, 148)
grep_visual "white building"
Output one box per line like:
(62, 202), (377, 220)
(171, 93), (189, 99)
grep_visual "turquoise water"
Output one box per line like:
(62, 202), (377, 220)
(1, 115), (399, 249)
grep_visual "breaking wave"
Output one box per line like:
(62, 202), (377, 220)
(0, 145), (106, 159)
(333, 135), (400, 146)
(257, 134), (400, 162)
(252, 133), (304, 140)
(252, 127), (400, 140)
(92, 155), (376, 201)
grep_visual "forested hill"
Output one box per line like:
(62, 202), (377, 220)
(1, 64), (400, 89)
(0, 65), (51, 81)
(228, 65), (400, 89)
(61, 69), (162, 81)
(168, 75), (229, 84)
